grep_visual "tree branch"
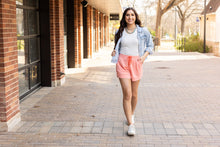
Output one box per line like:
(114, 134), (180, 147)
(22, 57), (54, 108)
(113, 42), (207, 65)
(177, 5), (183, 19)
(162, 0), (185, 15)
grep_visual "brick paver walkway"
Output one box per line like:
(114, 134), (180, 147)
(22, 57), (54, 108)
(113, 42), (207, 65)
(0, 44), (220, 146)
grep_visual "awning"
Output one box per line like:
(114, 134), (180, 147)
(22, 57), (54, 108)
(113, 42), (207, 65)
(86, 0), (123, 16)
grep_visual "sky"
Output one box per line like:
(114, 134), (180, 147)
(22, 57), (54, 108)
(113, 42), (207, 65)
(122, 0), (209, 16)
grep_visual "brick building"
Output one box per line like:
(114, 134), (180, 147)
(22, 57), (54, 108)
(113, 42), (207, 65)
(0, 0), (122, 131)
(200, 0), (220, 56)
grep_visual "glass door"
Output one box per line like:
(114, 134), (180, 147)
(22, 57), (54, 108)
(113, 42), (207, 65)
(16, 0), (41, 99)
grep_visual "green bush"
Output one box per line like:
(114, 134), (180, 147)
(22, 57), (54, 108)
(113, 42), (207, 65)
(176, 34), (210, 53)
(148, 28), (155, 37)
(184, 40), (209, 53)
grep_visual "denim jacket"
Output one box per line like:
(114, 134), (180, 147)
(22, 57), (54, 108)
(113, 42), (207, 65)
(111, 25), (154, 63)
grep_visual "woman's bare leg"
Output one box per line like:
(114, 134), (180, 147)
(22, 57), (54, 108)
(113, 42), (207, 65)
(119, 78), (133, 125)
(131, 80), (140, 115)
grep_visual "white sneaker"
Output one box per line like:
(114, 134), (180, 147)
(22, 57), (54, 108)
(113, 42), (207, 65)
(128, 124), (136, 136)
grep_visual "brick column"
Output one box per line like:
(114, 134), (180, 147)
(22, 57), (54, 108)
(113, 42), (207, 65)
(96, 10), (99, 52)
(104, 15), (107, 46)
(50, 0), (65, 87)
(100, 13), (104, 49)
(89, 6), (93, 58)
(72, 0), (83, 67)
(78, 0), (83, 67)
(106, 16), (110, 46)
(86, 6), (91, 58)
(0, 0), (21, 132)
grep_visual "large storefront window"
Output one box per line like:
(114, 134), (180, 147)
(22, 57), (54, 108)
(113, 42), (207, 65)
(16, 0), (41, 99)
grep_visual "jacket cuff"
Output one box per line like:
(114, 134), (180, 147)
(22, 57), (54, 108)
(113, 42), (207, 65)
(145, 47), (154, 55)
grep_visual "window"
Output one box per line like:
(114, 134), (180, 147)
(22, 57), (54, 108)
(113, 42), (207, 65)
(16, 0), (41, 98)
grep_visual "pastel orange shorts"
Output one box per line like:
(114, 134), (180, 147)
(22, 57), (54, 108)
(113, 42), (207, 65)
(116, 54), (143, 81)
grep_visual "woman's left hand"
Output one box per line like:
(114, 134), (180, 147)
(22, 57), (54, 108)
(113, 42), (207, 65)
(137, 56), (145, 64)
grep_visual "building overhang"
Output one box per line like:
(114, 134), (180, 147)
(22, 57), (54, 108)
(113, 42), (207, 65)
(86, 0), (123, 16)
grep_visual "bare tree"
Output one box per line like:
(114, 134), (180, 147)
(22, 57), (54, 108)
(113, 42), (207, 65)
(155, 0), (185, 45)
(124, 0), (137, 8)
(176, 0), (203, 35)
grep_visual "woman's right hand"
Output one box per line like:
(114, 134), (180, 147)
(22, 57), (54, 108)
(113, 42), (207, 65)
(111, 50), (116, 56)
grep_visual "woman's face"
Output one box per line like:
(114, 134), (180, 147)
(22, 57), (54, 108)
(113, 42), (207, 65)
(125, 10), (136, 25)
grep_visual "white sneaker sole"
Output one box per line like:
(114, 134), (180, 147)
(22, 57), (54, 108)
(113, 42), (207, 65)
(127, 132), (135, 136)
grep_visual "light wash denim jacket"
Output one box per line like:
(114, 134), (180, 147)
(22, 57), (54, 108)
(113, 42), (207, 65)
(111, 25), (154, 63)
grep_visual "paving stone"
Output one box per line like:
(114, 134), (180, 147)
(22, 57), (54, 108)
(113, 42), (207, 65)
(154, 129), (166, 135)
(186, 128), (199, 135)
(163, 123), (174, 129)
(92, 127), (103, 134)
(81, 127), (92, 133)
(102, 127), (113, 134)
(94, 122), (104, 127)
(173, 123), (184, 129)
(49, 127), (63, 133)
(203, 123), (216, 129)
(207, 129), (220, 136)
(27, 127), (41, 133)
(176, 129), (188, 135)
(153, 123), (164, 129)
(53, 122), (66, 127)
(183, 123), (194, 129)
(143, 123), (154, 128)
(114, 122), (124, 128)
(106, 144), (122, 147)
(193, 123), (205, 129)
(70, 127), (82, 133)
(112, 127), (123, 135)
(104, 122), (114, 127)
(83, 122), (94, 127)
(61, 127), (73, 133)
(197, 129), (210, 136)
(136, 128), (145, 135)
(165, 128), (177, 135)
(144, 128), (155, 135)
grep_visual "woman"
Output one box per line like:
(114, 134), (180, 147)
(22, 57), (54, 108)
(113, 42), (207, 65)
(111, 7), (154, 136)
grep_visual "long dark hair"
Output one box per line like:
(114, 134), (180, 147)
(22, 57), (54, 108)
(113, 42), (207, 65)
(114, 7), (142, 49)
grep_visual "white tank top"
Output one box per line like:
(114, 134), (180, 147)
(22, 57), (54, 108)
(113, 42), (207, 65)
(120, 28), (139, 56)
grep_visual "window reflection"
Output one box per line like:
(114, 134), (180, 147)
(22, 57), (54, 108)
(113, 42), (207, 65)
(30, 64), (40, 88)
(16, 8), (24, 36)
(18, 69), (29, 96)
(16, 0), (38, 8)
(29, 38), (40, 63)
(17, 39), (29, 67)
(28, 10), (38, 35)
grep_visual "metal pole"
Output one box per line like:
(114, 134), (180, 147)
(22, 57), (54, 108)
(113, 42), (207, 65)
(175, 7), (177, 40)
(203, 0), (206, 53)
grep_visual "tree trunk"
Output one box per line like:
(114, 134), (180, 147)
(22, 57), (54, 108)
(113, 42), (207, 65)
(155, 0), (162, 46)
(181, 19), (185, 35)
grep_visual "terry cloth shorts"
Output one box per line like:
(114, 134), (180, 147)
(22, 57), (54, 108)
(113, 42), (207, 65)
(116, 54), (143, 81)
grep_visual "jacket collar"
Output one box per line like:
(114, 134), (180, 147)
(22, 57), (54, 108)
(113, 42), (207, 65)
(136, 24), (142, 33)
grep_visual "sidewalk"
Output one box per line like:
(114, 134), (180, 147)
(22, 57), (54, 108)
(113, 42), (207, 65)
(0, 44), (220, 146)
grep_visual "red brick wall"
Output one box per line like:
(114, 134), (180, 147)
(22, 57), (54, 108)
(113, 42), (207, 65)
(50, 0), (65, 86)
(0, 0), (20, 123)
